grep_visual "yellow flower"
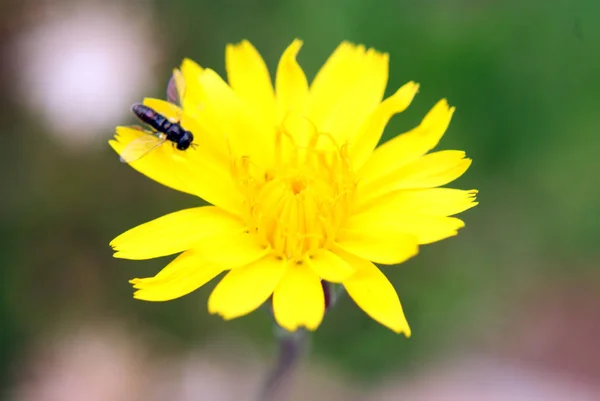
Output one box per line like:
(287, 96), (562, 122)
(110, 40), (477, 336)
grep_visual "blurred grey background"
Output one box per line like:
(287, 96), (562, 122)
(1, 0), (600, 400)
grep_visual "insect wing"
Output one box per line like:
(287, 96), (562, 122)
(119, 132), (167, 164)
(166, 69), (185, 106)
(166, 74), (178, 105)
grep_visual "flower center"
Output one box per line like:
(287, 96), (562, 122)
(232, 117), (357, 262)
(290, 177), (306, 195)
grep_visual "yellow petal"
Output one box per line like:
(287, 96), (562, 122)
(184, 160), (245, 216)
(347, 210), (466, 245)
(226, 40), (276, 126)
(130, 250), (224, 302)
(358, 99), (455, 182)
(195, 68), (275, 167)
(335, 228), (419, 265)
(111, 207), (245, 260)
(306, 249), (355, 283)
(309, 42), (359, 105)
(357, 188), (478, 216)
(181, 115), (231, 174)
(340, 251), (411, 336)
(110, 126), (196, 195)
(110, 127), (243, 215)
(179, 58), (205, 118)
(272, 264), (325, 331)
(309, 42), (389, 145)
(358, 150), (472, 204)
(208, 256), (288, 320)
(181, 58), (203, 84)
(195, 232), (271, 267)
(275, 39), (309, 121)
(133, 234), (267, 290)
(349, 81), (419, 170)
(163, 105), (242, 212)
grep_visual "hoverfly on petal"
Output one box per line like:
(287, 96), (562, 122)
(119, 70), (195, 164)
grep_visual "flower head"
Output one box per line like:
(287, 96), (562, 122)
(110, 39), (477, 335)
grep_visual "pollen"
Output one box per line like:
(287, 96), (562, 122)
(232, 118), (356, 263)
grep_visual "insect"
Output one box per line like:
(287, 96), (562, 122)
(119, 71), (194, 164)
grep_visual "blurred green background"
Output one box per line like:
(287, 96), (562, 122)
(2, 0), (600, 399)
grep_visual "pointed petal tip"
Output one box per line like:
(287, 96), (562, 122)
(132, 291), (159, 301)
(110, 127), (124, 140)
(275, 318), (320, 332)
(304, 316), (323, 331)
(212, 309), (244, 321)
(115, 126), (129, 135)
(401, 81), (419, 94)
(389, 320), (411, 337)
(215, 311), (232, 320)
(132, 290), (146, 300)
(397, 81), (420, 103)
(181, 57), (203, 72)
(434, 98), (455, 114)
(113, 250), (147, 260)
(228, 39), (251, 50)
(277, 320), (299, 332)
(112, 251), (152, 260)
(288, 38), (304, 54)
(337, 41), (367, 54)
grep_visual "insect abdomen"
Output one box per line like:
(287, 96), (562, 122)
(131, 104), (168, 132)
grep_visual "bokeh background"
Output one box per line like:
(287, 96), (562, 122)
(2, 0), (600, 399)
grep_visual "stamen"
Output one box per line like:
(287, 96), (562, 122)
(290, 177), (306, 194)
(232, 116), (357, 262)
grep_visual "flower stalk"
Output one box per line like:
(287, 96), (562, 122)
(258, 281), (343, 400)
(259, 326), (308, 401)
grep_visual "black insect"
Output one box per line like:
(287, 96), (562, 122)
(132, 103), (194, 150)
(119, 71), (194, 164)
